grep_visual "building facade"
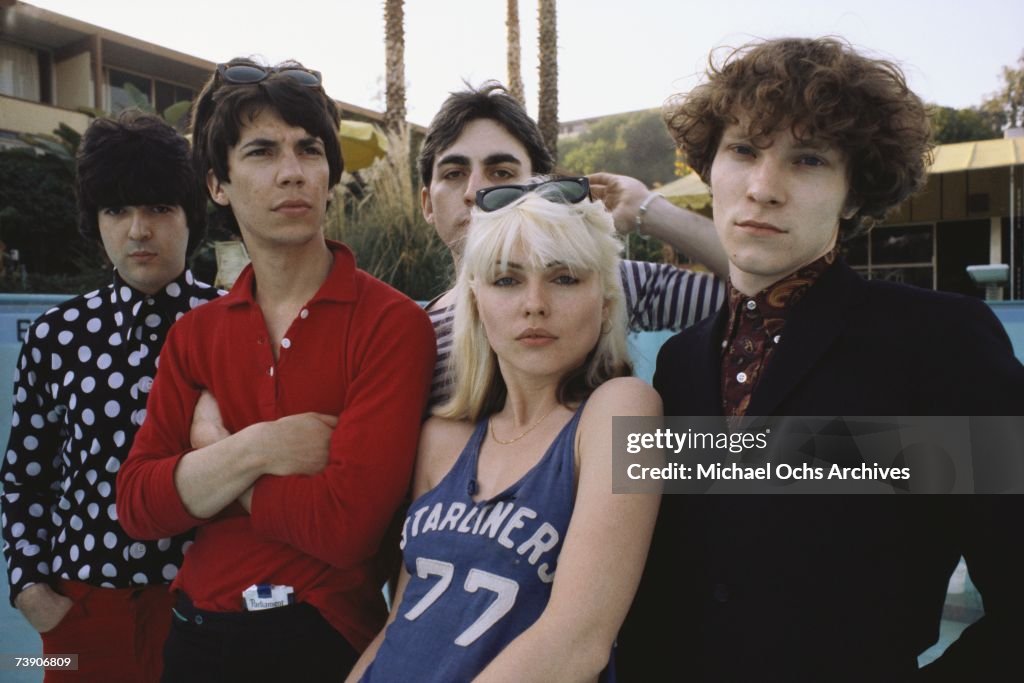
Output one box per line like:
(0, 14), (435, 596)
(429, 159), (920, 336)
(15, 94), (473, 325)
(0, 0), (403, 151)
(843, 136), (1024, 301)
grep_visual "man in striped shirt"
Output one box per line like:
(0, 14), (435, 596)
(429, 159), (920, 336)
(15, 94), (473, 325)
(417, 83), (729, 404)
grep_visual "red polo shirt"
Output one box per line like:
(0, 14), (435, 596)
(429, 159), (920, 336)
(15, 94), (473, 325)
(117, 240), (435, 650)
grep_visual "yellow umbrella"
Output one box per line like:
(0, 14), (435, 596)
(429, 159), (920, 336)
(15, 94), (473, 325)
(339, 120), (389, 171)
(657, 173), (711, 211)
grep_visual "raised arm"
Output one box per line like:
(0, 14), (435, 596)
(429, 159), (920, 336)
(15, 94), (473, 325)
(592, 173), (726, 332)
(474, 377), (663, 682)
(619, 258), (725, 332)
(589, 171), (729, 277)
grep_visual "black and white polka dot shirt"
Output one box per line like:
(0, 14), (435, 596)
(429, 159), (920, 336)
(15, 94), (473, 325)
(1, 269), (221, 602)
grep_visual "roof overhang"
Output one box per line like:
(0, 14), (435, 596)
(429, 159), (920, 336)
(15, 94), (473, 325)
(928, 137), (1024, 174)
(2, 2), (214, 88)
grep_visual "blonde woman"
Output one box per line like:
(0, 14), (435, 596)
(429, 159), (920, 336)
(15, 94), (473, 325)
(349, 178), (662, 682)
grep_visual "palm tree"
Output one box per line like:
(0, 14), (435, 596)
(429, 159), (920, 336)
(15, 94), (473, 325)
(506, 0), (525, 104)
(537, 0), (558, 162)
(383, 0), (406, 134)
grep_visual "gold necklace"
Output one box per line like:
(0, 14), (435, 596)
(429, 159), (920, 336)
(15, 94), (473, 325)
(489, 404), (559, 446)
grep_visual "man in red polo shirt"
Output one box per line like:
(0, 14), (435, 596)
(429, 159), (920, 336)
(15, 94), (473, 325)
(116, 58), (434, 682)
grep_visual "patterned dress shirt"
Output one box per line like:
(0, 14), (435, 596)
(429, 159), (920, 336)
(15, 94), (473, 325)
(720, 250), (837, 417)
(1, 269), (220, 603)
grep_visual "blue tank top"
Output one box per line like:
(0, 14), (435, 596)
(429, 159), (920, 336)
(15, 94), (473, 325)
(362, 404), (613, 682)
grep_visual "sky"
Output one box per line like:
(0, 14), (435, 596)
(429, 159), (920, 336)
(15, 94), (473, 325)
(23, 0), (1024, 127)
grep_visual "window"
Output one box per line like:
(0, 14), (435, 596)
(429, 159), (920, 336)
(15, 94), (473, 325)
(108, 68), (152, 112)
(0, 41), (40, 101)
(154, 81), (194, 116)
(871, 226), (934, 265)
(844, 224), (935, 289)
(107, 68), (194, 117)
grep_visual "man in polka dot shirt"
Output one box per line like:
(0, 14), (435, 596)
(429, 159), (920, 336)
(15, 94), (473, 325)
(1, 111), (221, 682)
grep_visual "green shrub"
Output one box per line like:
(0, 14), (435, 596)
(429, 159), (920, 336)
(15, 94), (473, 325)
(326, 126), (451, 301)
(0, 149), (107, 285)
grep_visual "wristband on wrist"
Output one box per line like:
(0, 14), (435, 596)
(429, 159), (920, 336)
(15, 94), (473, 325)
(635, 192), (664, 235)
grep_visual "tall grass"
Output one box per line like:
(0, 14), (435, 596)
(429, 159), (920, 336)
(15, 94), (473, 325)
(326, 125), (451, 301)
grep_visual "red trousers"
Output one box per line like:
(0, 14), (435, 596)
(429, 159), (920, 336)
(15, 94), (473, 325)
(39, 580), (174, 683)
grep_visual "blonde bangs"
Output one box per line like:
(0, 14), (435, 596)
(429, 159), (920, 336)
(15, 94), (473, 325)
(434, 187), (633, 422)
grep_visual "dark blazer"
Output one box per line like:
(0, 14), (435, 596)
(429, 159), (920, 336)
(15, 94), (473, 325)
(617, 261), (1024, 682)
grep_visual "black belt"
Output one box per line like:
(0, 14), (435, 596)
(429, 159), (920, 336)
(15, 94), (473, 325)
(172, 592), (321, 633)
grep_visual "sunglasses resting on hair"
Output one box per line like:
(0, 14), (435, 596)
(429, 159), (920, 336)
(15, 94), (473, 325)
(216, 63), (323, 88)
(475, 177), (591, 213)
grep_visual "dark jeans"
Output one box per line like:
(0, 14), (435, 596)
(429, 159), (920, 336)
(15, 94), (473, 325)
(161, 593), (358, 683)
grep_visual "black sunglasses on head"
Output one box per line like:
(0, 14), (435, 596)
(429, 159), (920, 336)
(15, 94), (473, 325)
(475, 177), (591, 213)
(216, 63), (323, 88)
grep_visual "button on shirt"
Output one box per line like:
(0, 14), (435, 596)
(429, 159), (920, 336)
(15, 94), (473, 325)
(720, 250), (836, 417)
(1, 270), (221, 602)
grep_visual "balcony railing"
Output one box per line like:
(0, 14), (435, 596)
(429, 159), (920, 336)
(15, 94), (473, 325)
(0, 94), (93, 139)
